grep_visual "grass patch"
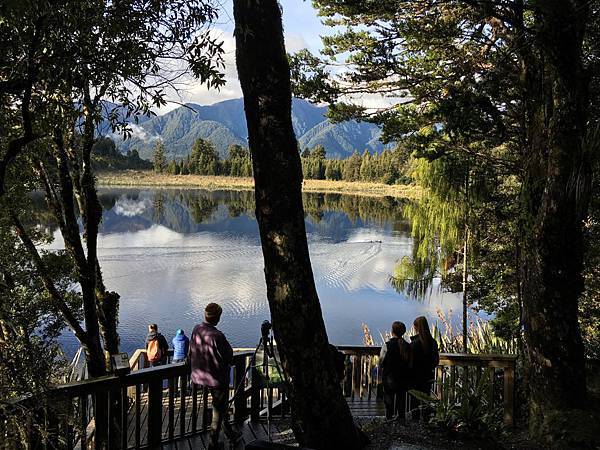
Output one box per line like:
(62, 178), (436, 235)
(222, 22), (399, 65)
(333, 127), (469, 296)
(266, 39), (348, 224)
(96, 170), (422, 199)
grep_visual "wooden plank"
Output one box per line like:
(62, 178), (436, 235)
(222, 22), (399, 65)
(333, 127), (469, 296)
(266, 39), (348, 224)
(191, 384), (198, 433)
(503, 366), (515, 426)
(179, 375), (186, 439)
(121, 387), (128, 450)
(233, 357), (247, 421)
(488, 367), (495, 406)
(147, 379), (162, 449)
(201, 387), (209, 432)
(168, 378), (175, 441)
(250, 368), (260, 422)
(80, 396), (88, 450)
(135, 385), (141, 449)
(450, 366), (457, 403)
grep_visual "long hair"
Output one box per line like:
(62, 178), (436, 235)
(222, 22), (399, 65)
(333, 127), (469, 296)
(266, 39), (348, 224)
(413, 316), (433, 354)
(391, 321), (408, 360)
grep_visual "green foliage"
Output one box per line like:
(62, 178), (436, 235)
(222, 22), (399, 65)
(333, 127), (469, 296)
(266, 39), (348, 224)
(163, 139), (413, 184)
(298, 0), (599, 364)
(153, 141), (167, 174)
(291, 0), (528, 343)
(189, 138), (219, 175)
(92, 138), (152, 171)
(581, 126), (600, 359)
(0, 191), (74, 437)
(409, 374), (504, 439)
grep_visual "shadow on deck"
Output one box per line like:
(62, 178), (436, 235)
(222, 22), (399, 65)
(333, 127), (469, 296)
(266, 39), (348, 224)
(159, 398), (384, 450)
(129, 386), (384, 449)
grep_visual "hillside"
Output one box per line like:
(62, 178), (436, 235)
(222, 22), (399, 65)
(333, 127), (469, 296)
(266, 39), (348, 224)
(111, 98), (388, 160)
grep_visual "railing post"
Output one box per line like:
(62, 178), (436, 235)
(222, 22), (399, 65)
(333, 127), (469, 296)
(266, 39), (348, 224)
(352, 355), (362, 399)
(94, 388), (110, 450)
(80, 395), (88, 450)
(191, 384), (198, 433)
(435, 365), (444, 399)
(503, 365), (515, 426)
(108, 386), (123, 450)
(147, 378), (162, 449)
(168, 377), (175, 441)
(121, 387), (128, 450)
(179, 374), (186, 438)
(488, 367), (495, 405)
(343, 356), (352, 396)
(250, 367), (260, 422)
(135, 385), (141, 448)
(201, 386), (209, 431)
(233, 356), (247, 421)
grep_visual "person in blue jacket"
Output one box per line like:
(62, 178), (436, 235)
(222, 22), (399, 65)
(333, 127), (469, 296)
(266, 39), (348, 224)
(172, 328), (189, 363)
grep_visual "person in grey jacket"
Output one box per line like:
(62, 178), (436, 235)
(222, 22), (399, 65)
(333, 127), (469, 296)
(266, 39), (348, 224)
(188, 303), (240, 449)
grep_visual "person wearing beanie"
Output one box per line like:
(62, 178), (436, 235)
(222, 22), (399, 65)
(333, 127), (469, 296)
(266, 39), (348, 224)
(171, 329), (189, 363)
(188, 303), (241, 448)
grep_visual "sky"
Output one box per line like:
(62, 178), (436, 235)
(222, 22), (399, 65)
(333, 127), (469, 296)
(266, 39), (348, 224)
(163, 0), (327, 110)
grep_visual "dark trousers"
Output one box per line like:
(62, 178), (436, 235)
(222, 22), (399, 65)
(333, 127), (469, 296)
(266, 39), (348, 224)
(383, 384), (407, 419)
(208, 387), (234, 449)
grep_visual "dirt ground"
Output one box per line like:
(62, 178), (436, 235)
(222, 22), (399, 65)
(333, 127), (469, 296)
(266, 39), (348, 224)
(357, 417), (544, 450)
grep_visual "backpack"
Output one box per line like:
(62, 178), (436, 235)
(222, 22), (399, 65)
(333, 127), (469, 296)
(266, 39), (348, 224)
(147, 338), (162, 363)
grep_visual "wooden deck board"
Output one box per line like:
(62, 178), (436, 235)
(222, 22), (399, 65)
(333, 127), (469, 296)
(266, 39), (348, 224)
(128, 390), (384, 449)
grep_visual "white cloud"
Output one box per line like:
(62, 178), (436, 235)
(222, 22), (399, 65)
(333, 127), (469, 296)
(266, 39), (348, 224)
(130, 123), (160, 142)
(113, 197), (152, 217)
(156, 28), (311, 113)
(285, 33), (309, 53)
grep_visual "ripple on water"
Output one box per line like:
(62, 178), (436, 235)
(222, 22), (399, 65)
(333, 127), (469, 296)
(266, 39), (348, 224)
(55, 190), (470, 358)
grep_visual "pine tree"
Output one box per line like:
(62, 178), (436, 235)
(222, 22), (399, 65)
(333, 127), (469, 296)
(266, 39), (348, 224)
(153, 140), (167, 174)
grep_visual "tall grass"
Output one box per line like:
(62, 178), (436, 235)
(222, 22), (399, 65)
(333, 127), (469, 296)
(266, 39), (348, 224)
(364, 307), (518, 354)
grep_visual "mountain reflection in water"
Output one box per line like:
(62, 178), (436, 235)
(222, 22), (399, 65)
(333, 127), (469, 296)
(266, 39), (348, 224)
(48, 188), (465, 357)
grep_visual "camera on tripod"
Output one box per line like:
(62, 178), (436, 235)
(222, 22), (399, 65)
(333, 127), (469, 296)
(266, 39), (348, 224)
(261, 320), (272, 341)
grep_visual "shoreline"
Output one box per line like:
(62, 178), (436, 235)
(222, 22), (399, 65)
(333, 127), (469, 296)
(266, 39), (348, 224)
(97, 170), (421, 198)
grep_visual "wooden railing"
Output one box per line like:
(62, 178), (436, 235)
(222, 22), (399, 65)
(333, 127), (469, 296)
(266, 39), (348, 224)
(2, 350), (266, 450)
(2, 346), (517, 449)
(335, 346), (517, 426)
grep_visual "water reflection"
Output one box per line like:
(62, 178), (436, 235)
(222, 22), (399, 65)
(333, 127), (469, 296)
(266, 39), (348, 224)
(53, 188), (464, 356)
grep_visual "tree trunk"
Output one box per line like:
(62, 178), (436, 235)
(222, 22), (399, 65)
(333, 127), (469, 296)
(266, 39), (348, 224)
(462, 226), (469, 353)
(233, 1), (362, 448)
(520, 0), (590, 439)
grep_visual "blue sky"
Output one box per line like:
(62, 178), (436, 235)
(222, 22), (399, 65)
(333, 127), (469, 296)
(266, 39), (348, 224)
(169, 0), (327, 108)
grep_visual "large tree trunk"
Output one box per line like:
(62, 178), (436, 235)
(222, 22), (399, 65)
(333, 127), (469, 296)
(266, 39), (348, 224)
(233, 1), (362, 448)
(520, 0), (590, 439)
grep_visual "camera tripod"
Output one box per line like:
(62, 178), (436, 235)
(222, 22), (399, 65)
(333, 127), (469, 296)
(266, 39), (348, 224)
(228, 320), (288, 442)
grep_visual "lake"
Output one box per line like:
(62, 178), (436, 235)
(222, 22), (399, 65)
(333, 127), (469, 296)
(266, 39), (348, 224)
(50, 188), (467, 357)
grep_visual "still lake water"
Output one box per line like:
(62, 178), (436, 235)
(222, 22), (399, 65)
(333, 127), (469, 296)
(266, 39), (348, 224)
(51, 188), (467, 357)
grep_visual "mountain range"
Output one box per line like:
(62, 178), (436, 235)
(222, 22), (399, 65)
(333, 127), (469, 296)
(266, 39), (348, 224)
(110, 98), (388, 160)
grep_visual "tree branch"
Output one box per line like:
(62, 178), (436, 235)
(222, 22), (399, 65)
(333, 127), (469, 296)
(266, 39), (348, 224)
(10, 211), (90, 347)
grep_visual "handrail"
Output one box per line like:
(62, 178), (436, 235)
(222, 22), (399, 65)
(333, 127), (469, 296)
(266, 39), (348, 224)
(333, 345), (516, 426)
(3, 346), (517, 449)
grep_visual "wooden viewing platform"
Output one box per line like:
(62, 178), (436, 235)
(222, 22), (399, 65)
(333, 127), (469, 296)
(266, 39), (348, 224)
(2, 346), (516, 450)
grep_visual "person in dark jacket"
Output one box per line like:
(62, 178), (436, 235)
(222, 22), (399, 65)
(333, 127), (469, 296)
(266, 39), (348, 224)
(172, 329), (189, 363)
(145, 324), (169, 367)
(409, 316), (439, 419)
(379, 321), (411, 419)
(188, 303), (241, 449)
